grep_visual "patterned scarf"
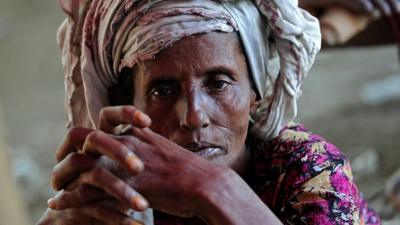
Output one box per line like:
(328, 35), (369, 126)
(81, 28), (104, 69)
(57, 0), (320, 141)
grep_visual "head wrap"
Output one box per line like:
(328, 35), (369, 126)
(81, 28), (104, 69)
(57, 0), (321, 140)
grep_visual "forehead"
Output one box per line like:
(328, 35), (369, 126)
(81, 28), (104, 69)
(134, 32), (247, 79)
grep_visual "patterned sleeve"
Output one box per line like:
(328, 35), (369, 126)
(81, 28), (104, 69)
(252, 124), (381, 225)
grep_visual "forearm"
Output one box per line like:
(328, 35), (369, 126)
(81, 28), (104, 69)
(198, 169), (283, 225)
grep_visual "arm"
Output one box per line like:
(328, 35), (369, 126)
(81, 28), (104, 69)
(198, 168), (283, 225)
(299, 0), (400, 18)
(299, 0), (375, 14)
(47, 106), (284, 225)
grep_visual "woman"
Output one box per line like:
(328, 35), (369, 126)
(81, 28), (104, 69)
(37, 0), (380, 224)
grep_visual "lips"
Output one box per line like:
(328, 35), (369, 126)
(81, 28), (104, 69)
(184, 142), (227, 160)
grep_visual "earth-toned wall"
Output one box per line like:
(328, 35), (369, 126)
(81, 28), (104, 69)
(0, 0), (399, 224)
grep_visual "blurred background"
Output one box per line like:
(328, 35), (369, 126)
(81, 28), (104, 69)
(0, 0), (399, 224)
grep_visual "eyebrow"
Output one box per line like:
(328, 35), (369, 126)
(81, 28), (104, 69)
(144, 78), (176, 94)
(143, 64), (238, 89)
(203, 65), (237, 80)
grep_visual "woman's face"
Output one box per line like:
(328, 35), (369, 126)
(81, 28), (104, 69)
(132, 32), (256, 173)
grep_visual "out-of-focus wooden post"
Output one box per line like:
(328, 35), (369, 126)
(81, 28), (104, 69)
(0, 106), (29, 225)
(320, 7), (375, 45)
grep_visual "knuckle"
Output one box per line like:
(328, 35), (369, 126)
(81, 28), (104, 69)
(114, 142), (128, 155)
(56, 193), (68, 209)
(55, 150), (64, 162)
(77, 184), (95, 198)
(65, 151), (79, 162)
(121, 106), (135, 118)
(50, 169), (61, 190)
(90, 204), (105, 218)
(122, 135), (144, 151)
(67, 127), (86, 143)
(119, 136), (132, 147)
(99, 107), (111, 119)
(65, 128), (77, 142)
(118, 217), (131, 225)
(89, 168), (106, 182)
(67, 152), (87, 168)
(86, 130), (103, 144)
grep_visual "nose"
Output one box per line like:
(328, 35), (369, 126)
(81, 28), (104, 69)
(179, 91), (210, 131)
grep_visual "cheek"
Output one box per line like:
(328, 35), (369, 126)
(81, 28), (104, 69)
(143, 103), (179, 138)
(216, 85), (252, 133)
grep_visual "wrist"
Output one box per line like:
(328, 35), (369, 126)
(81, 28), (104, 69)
(194, 167), (237, 224)
(194, 167), (283, 225)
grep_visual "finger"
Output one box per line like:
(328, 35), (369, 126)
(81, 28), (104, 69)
(80, 202), (143, 225)
(56, 127), (93, 162)
(35, 208), (55, 225)
(50, 167), (149, 211)
(99, 106), (151, 134)
(51, 152), (100, 191)
(47, 185), (111, 210)
(99, 199), (131, 215)
(83, 130), (144, 174)
(48, 189), (130, 216)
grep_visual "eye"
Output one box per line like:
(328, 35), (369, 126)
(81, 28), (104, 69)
(209, 80), (230, 90)
(205, 75), (233, 92)
(149, 82), (179, 98)
(151, 86), (173, 97)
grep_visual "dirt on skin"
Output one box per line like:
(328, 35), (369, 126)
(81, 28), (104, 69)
(0, 0), (399, 223)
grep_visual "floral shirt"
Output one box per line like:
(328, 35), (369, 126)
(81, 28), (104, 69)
(155, 124), (381, 225)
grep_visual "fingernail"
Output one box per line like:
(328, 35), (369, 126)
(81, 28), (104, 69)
(131, 196), (148, 211)
(47, 198), (58, 209)
(126, 154), (144, 173)
(131, 221), (144, 225)
(135, 111), (151, 126)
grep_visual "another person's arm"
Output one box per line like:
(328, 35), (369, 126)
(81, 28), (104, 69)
(299, 0), (400, 15)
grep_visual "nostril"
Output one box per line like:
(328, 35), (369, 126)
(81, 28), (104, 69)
(201, 120), (209, 128)
(180, 109), (210, 131)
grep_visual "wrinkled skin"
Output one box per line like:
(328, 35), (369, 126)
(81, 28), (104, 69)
(300, 0), (400, 15)
(133, 32), (256, 174)
(36, 32), (282, 225)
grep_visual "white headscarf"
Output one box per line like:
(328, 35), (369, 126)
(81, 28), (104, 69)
(57, 0), (320, 142)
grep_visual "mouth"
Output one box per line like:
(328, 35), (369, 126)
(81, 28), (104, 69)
(185, 142), (227, 160)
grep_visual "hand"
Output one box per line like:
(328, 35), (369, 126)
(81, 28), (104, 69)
(37, 106), (152, 225)
(36, 200), (142, 225)
(300, 0), (400, 16)
(45, 105), (283, 225)
(49, 106), (226, 219)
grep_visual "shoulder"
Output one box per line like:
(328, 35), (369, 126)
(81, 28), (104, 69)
(253, 123), (348, 169)
(252, 124), (363, 224)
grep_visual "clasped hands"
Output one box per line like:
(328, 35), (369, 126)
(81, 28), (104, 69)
(37, 106), (225, 225)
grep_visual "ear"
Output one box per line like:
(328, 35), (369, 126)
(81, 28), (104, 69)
(250, 91), (260, 115)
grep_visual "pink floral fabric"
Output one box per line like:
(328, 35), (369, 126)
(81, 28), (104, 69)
(251, 124), (381, 225)
(154, 124), (381, 225)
